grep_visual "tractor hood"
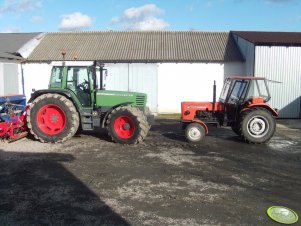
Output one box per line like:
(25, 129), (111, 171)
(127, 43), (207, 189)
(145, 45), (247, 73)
(96, 90), (147, 107)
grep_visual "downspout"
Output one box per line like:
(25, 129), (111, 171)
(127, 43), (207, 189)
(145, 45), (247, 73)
(252, 43), (256, 76)
(21, 63), (25, 96)
(127, 63), (130, 91)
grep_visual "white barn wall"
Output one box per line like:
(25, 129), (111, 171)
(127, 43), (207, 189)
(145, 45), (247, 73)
(157, 63), (225, 113)
(0, 63), (4, 95)
(18, 64), (24, 94)
(23, 63), (52, 101)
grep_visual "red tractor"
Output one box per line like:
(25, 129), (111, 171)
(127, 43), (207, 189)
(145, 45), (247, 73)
(181, 76), (278, 144)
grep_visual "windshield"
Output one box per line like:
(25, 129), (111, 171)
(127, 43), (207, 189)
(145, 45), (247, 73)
(219, 78), (231, 102)
(228, 80), (248, 103)
(49, 66), (63, 88)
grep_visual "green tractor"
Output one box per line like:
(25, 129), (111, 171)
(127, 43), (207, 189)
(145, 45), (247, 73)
(27, 62), (152, 144)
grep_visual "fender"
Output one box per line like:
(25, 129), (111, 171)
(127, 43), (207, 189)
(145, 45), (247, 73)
(242, 103), (278, 117)
(28, 89), (72, 103)
(182, 119), (209, 134)
(100, 102), (134, 128)
(28, 89), (82, 111)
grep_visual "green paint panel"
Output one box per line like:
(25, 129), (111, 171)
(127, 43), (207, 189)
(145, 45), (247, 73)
(96, 90), (147, 107)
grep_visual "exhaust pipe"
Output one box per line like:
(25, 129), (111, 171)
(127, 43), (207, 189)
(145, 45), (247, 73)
(212, 80), (216, 113)
(213, 80), (216, 113)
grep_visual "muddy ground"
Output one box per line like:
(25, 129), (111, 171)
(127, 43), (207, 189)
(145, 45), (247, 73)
(0, 119), (300, 226)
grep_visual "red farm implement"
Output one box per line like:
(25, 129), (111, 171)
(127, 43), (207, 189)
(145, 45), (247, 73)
(0, 95), (28, 142)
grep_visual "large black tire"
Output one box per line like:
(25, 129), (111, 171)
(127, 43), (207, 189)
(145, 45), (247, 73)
(27, 93), (79, 143)
(106, 106), (149, 144)
(143, 106), (153, 132)
(185, 123), (206, 143)
(239, 108), (276, 144)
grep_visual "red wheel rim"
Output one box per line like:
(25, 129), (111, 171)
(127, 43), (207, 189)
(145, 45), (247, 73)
(113, 116), (135, 139)
(36, 104), (66, 135)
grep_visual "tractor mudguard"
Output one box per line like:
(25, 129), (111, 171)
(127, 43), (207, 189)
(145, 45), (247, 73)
(100, 103), (132, 128)
(242, 104), (278, 117)
(181, 119), (209, 134)
(28, 89), (72, 103)
(28, 89), (83, 112)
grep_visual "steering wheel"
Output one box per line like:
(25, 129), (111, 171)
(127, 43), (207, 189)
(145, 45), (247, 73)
(77, 79), (89, 91)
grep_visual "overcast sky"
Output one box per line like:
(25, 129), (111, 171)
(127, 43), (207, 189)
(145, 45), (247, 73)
(0, 0), (300, 33)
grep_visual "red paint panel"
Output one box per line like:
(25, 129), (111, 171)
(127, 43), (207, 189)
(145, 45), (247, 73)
(181, 101), (224, 120)
(242, 104), (278, 117)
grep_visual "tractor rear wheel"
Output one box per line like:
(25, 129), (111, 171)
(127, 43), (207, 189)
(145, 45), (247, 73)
(27, 94), (79, 143)
(185, 123), (206, 143)
(239, 108), (276, 144)
(106, 106), (149, 144)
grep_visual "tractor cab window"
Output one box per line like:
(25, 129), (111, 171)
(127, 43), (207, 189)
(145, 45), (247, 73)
(227, 80), (248, 104)
(49, 66), (63, 88)
(219, 79), (231, 102)
(67, 67), (91, 106)
(249, 79), (270, 102)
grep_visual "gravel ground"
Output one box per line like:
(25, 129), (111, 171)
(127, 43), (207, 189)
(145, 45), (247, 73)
(0, 119), (300, 226)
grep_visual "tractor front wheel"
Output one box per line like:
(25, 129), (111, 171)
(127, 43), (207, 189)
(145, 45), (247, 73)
(106, 106), (149, 144)
(239, 108), (276, 144)
(27, 94), (79, 143)
(185, 123), (206, 143)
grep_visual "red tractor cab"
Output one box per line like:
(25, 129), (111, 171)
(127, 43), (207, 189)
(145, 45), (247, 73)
(181, 76), (278, 144)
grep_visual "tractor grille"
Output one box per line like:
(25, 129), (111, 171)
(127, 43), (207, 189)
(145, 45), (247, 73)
(136, 95), (146, 106)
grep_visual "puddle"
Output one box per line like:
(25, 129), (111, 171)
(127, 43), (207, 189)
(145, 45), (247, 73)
(268, 136), (301, 153)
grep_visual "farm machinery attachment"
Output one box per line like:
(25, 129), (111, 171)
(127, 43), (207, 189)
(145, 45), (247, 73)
(0, 95), (28, 142)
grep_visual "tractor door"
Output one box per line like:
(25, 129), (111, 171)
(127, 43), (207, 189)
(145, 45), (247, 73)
(66, 66), (93, 107)
(224, 79), (250, 121)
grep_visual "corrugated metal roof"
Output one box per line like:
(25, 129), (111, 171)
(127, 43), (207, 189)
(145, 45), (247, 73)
(232, 31), (301, 46)
(27, 31), (244, 63)
(0, 33), (41, 60)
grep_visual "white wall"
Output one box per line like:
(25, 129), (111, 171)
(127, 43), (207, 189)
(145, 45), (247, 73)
(157, 63), (225, 113)
(23, 63), (52, 101)
(0, 63), (4, 95)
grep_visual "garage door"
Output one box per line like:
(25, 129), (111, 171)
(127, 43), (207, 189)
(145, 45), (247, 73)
(1, 63), (19, 95)
(104, 63), (158, 113)
(255, 46), (301, 118)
